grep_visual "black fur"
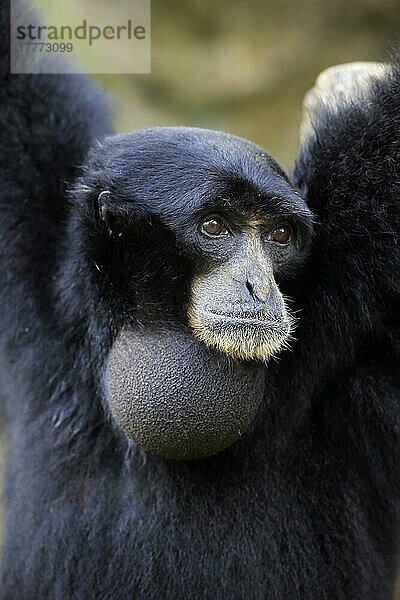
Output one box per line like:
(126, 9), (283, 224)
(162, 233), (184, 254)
(0, 1), (399, 598)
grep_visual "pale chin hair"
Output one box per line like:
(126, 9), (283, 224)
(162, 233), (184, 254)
(188, 305), (295, 362)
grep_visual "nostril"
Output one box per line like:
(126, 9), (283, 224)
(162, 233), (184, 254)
(246, 279), (256, 299)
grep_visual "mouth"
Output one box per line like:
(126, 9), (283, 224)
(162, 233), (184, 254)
(188, 302), (293, 362)
(204, 308), (285, 328)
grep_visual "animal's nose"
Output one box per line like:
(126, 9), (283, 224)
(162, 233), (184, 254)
(245, 276), (270, 303)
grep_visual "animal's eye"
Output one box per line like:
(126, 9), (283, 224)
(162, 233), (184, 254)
(201, 218), (229, 237)
(269, 224), (292, 244)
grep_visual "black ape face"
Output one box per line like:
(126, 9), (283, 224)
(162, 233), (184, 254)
(187, 207), (305, 361)
(76, 127), (313, 459)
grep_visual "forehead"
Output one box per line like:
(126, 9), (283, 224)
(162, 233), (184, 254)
(99, 128), (310, 223)
(144, 168), (304, 228)
(151, 165), (310, 231)
(190, 170), (305, 219)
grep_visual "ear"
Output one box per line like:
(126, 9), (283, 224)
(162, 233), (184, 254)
(96, 190), (125, 240)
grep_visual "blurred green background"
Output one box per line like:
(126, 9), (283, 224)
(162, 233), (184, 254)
(3, 0), (400, 595)
(36, 0), (400, 169)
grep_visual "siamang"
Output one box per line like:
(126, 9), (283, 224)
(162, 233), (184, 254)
(0, 1), (399, 599)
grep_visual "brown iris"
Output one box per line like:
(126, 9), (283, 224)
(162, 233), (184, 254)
(201, 218), (229, 237)
(270, 224), (292, 244)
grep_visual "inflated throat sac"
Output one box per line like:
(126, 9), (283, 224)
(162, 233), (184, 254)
(104, 327), (266, 460)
